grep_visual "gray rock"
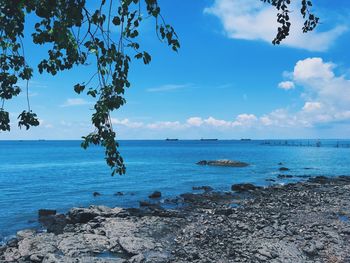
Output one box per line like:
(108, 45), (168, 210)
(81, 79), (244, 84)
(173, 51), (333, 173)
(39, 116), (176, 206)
(118, 236), (155, 255)
(197, 159), (249, 167)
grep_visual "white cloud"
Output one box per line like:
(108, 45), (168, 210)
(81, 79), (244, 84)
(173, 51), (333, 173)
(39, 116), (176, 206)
(302, 102), (322, 112)
(147, 121), (184, 130)
(293, 57), (334, 81)
(204, 0), (347, 51)
(232, 114), (257, 127)
(146, 84), (192, 92)
(60, 98), (91, 107)
(111, 118), (144, 128)
(278, 81), (295, 90)
(269, 57), (350, 127)
(186, 117), (204, 127)
(204, 116), (232, 127)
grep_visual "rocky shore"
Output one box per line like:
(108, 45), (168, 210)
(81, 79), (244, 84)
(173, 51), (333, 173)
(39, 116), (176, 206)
(1, 176), (350, 262)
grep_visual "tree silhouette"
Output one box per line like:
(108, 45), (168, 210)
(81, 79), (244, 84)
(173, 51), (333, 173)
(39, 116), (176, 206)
(0, 0), (318, 175)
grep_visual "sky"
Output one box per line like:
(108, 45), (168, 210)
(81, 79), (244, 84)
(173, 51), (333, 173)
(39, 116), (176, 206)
(2, 0), (350, 140)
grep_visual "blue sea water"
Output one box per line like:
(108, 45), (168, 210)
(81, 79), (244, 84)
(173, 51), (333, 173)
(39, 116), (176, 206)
(0, 139), (350, 242)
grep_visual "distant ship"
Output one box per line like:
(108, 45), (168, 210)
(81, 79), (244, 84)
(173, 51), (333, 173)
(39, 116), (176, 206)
(165, 138), (179, 141)
(240, 138), (251, 141)
(200, 138), (218, 141)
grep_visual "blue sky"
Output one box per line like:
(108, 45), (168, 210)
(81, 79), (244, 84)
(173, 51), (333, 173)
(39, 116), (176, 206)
(2, 0), (350, 139)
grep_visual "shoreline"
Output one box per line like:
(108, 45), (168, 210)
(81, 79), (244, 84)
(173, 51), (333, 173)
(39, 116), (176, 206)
(1, 176), (350, 262)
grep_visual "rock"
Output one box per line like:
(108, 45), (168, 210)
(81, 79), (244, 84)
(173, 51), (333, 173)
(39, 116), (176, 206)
(68, 206), (123, 224)
(140, 201), (154, 207)
(278, 162), (283, 165)
(279, 167), (290, 171)
(16, 229), (36, 240)
(129, 254), (145, 263)
(192, 186), (213, 192)
(93, 192), (101, 197)
(180, 193), (202, 203)
(196, 159), (249, 167)
(30, 253), (44, 262)
(277, 174), (293, 179)
(265, 178), (276, 182)
(257, 248), (272, 259)
(308, 176), (330, 184)
(40, 214), (68, 234)
(6, 238), (18, 248)
(149, 191), (161, 199)
(231, 183), (261, 192)
(114, 192), (124, 196)
(38, 209), (56, 218)
(118, 236), (155, 255)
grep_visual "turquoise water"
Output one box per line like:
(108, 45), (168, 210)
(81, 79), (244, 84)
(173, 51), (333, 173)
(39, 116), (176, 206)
(0, 139), (350, 242)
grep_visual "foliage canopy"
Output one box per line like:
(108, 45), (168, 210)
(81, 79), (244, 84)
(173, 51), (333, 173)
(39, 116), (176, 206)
(0, 0), (318, 175)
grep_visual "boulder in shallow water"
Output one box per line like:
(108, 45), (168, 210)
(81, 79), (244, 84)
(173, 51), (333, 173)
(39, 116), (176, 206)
(149, 191), (161, 199)
(231, 183), (261, 192)
(38, 209), (56, 218)
(197, 159), (249, 167)
(277, 174), (293, 179)
(192, 186), (213, 192)
(93, 192), (101, 197)
(279, 167), (290, 171)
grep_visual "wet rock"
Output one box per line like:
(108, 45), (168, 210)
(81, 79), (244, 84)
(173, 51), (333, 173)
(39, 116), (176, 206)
(93, 192), (101, 197)
(68, 206), (123, 224)
(40, 214), (67, 234)
(197, 159), (249, 167)
(279, 167), (290, 171)
(266, 178), (276, 182)
(149, 191), (161, 199)
(277, 174), (293, 179)
(308, 176), (330, 184)
(6, 238), (18, 248)
(114, 192), (124, 196)
(192, 186), (213, 192)
(231, 183), (261, 192)
(38, 209), (56, 218)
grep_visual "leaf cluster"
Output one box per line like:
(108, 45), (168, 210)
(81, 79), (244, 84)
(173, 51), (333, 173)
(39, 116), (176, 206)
(261, 0), (319, 45)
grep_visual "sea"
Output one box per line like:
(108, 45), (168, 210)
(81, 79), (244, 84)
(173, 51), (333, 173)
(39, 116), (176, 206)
(1, 139), (350, 243)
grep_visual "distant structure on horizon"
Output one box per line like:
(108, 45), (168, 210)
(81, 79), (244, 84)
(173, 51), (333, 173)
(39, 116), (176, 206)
(240, 138), (252, 141)
(165, 138), (179, 141)
(200, 138), (218, 141)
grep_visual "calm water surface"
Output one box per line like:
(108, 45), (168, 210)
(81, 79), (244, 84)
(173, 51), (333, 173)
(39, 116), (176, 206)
(0, 139), (350, 242)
